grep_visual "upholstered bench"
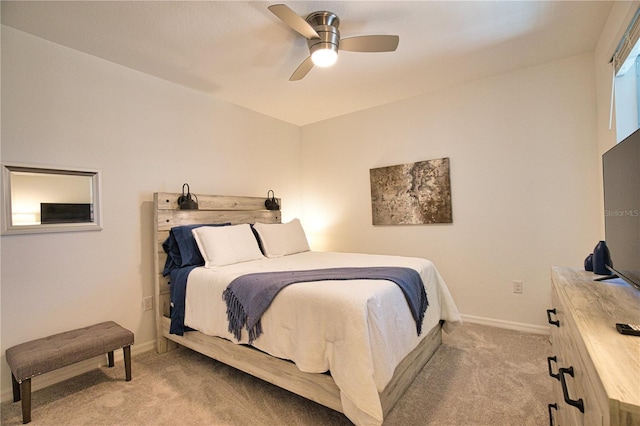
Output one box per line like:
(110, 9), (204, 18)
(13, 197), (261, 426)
(5, 321), (134, 424)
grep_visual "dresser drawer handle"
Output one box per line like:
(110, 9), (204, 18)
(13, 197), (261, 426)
(546, 308), (560, 327)
(559, 367), (584, 413)
(547, 356), (559, 380)
(548, 403), (558, 426)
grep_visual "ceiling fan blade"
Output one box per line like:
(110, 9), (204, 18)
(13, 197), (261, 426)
(289, 56), (314, 81)
(340, 35), (399, 52)
(268, 4), (319, 40)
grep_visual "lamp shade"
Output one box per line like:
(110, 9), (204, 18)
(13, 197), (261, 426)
(178, 183), (198, 210)
(311, 45), (338, 67)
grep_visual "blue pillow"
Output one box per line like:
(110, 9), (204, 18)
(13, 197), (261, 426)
(250, 223), (265, 255)
(162, 223), (230, 276)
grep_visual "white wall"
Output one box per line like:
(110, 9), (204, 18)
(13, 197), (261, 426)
(0, 26), (300, 396)
(300, 53), (601, 330)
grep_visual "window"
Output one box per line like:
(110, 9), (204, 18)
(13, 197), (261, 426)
(613, 7), (640, 142)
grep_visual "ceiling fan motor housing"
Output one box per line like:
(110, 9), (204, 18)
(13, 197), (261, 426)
(306, 11), (340, 62)
(306, 11), (340, 27)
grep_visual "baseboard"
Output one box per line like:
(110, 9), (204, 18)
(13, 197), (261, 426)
(460, 314), (550, 335)
(1, 340), (155, 403)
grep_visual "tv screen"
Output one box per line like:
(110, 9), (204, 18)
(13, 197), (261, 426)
(602, 128), (640, 290)
(40, 203), (93, 224)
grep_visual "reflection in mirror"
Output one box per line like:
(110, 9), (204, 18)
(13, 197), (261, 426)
(2, 163), (102, 234)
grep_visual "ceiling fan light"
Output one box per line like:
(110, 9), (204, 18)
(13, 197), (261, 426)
(311, 45), (338, 67)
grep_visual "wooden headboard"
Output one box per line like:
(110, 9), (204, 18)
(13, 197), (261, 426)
(153, 192), (281, 352)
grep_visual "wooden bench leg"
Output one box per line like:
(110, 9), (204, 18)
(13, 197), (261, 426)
(20, 378), (31, 424)
(11, 373), (21, 402)
(107, 346), (130, 380)
(123, 345), (132, 381)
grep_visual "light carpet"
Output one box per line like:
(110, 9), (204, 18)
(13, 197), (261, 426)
(1, 323), (552, 425)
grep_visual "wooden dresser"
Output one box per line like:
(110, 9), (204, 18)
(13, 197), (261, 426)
(547, 267), (640, 426)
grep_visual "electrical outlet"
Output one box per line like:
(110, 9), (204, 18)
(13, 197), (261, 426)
(143, 296), (153, 311)
(513, 281), (523, 294)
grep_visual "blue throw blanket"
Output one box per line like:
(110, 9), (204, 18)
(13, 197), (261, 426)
(222, 267), (428, 343)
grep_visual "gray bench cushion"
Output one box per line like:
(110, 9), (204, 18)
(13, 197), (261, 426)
(6, 321), (134, 382)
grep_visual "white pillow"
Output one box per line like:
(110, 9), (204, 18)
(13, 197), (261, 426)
(253, 219), (310, 258)
(192, 223), (264, 267)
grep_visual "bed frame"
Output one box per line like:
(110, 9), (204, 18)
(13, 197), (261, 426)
(153, 192), (443, 418)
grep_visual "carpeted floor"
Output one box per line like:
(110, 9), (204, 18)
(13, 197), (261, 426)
(1, 323), (552, 425)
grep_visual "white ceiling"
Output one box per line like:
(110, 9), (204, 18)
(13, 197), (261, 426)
(1, 1), (613, 126)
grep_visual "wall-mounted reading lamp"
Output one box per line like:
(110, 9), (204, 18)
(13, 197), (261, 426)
(177, 183), (198, 210)
(265, 190), (280, 210)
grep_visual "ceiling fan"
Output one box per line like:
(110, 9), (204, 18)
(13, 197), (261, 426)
(268, 4), (400, 81)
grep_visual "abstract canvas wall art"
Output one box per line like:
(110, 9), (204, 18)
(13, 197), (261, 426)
(370, 157), (452, 225)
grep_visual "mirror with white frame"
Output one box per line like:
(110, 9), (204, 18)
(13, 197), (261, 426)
(1, 163), (102, 234)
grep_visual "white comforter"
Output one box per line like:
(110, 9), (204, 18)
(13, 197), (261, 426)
(184, 251), (461, 425)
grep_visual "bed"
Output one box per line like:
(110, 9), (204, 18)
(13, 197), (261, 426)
(153, 192), (461, 425)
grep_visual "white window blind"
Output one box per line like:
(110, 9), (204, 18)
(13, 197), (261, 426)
(612, 7), (640, 75)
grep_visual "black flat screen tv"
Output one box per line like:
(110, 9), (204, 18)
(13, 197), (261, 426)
(602, 128), (640, 290)
(40, 203), (92, 224)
